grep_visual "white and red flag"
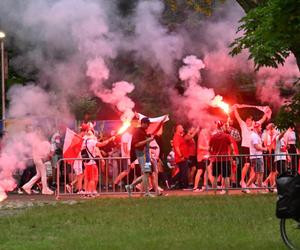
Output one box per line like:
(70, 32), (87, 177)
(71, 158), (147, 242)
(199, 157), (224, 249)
(63, 128), (84, 164)
(136, 113), (169, 136)
(236, 104), (272, 120)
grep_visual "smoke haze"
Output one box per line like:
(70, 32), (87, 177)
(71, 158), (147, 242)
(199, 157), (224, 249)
(0, 0), (298, 195)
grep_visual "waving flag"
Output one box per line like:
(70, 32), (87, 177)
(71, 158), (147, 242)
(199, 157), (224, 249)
(63, 128), (84, 164)
(237, 104), (272, 120)
(137, 113), (169, 136)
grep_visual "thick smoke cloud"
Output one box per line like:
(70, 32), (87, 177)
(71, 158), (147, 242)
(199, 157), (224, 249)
(172, 55), (217, 127)
(132, 0), (184, 75)
(0, 0), (124, 195)
(0, 0), (298, 198)
(255, 55), (299, 109)
(86, 58), (135, 121)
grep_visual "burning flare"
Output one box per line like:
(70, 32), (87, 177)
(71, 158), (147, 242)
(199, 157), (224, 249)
(117, 120), (131, 135)
(211, 95), (230, 114)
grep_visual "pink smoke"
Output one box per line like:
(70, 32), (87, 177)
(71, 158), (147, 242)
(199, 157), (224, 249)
(132, 0), (184, 75)
(0, 128), (46, 197)
(86, 58), (135, 121)
(256, 55), (299, 109)
(172, 55), (224, 127)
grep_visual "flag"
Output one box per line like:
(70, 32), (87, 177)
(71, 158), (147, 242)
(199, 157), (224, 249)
(238, 104), (272, 120)
(63, 128), (84, 164)
(137, 113), (169, 136)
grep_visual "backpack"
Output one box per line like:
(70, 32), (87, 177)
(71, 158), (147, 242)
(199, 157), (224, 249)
(276, 174), (300, 219)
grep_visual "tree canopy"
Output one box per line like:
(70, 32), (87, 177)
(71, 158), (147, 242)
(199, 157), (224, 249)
(230, 0), (300, 70)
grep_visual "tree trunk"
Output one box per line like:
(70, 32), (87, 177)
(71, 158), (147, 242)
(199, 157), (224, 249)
(235, 0), (263, 13)
(290, 48), (300, 72)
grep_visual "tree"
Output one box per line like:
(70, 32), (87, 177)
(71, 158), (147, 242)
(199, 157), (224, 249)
(70, 96), (101, 121)
(230, 0), (300, 71)
(234, 0), (263, 13)
(275, 81), (300, 129)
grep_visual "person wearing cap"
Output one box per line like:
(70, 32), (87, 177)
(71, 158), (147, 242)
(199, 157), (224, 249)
(125, 117), (155, 197)
(244, 122), (268, 193)
(209, 121), (235, 194)
(232, 105), (269, 189)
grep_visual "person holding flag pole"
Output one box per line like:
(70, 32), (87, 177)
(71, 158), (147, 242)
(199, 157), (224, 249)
(125, 115), (167, 197)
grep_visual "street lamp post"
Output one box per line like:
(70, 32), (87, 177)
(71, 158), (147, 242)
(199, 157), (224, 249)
(0, 31), (5, 131)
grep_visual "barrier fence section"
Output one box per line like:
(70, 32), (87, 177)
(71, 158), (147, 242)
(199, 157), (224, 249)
(56, 156), (160, 197)
(55, 153), (299, 197)
(198, 153), (299, 193)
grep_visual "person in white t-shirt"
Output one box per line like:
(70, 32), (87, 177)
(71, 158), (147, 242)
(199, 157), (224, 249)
(22, 129), (54, 195)
(121, 131), (132, 167)
(149, 139), (163, 195)
(244, 122), (267, 193)
(121, 131), (132, 156)
(232, 105), (269, 188)
(274, 131), (288, 174)
(284, 123), (298, 174)
(262, 129), (288, 193)
(113, 131), (137, 187)
(82, 128), (115, 195)
(261, 123), (277, 189)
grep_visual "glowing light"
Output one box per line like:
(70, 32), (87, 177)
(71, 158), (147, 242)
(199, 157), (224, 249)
(211, 95), (230, 114)
(0, 31), (5, 39)
(117, 120), (131, 135)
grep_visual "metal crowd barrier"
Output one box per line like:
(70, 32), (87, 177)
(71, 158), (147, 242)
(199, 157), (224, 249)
(55, 153), (299, 197)
(55, 156), (159, 198)
(195, 153), (299, 193)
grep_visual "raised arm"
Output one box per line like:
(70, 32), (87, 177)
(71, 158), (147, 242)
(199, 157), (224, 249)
(96, 136), (115, 148)
(184, 127), (199, 140)
(257, 113), (268, 125)
(232, 105), (243, 125)
(135, 136), (154, 148)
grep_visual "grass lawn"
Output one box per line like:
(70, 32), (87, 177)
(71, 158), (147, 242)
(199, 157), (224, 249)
(0, 195), (285, 250)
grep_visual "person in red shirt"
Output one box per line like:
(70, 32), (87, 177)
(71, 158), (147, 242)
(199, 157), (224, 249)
(173, 124), (189, 189)
(223, 120), (240, 188)
(209, 121), (235, 194)
(194, 127), (211, 191)
(184, 127), (199, 187)
(126, 117), (155, 197)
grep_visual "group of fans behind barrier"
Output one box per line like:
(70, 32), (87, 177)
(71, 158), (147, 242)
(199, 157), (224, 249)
(12, 104), (300, 198)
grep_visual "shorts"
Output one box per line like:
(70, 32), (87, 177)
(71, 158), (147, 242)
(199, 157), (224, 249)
(121, 158), (130, 172)
(241, 147), (250, 163)
(274, 160), (287, 175)
(84, 164), (99, 182)
(197, 159), (210, 171)
(73, 160), (83, 175)
(263, 150), (275, 171)
(188, 156), (197, 168)
(212, 161), (231, 178)
(136, 150), (152, 174)
(250, 158), (264, 173)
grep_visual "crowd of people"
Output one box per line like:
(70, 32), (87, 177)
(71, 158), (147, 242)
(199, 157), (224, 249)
(169, 104), (299, 194)
(10, 105), (300, 197)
